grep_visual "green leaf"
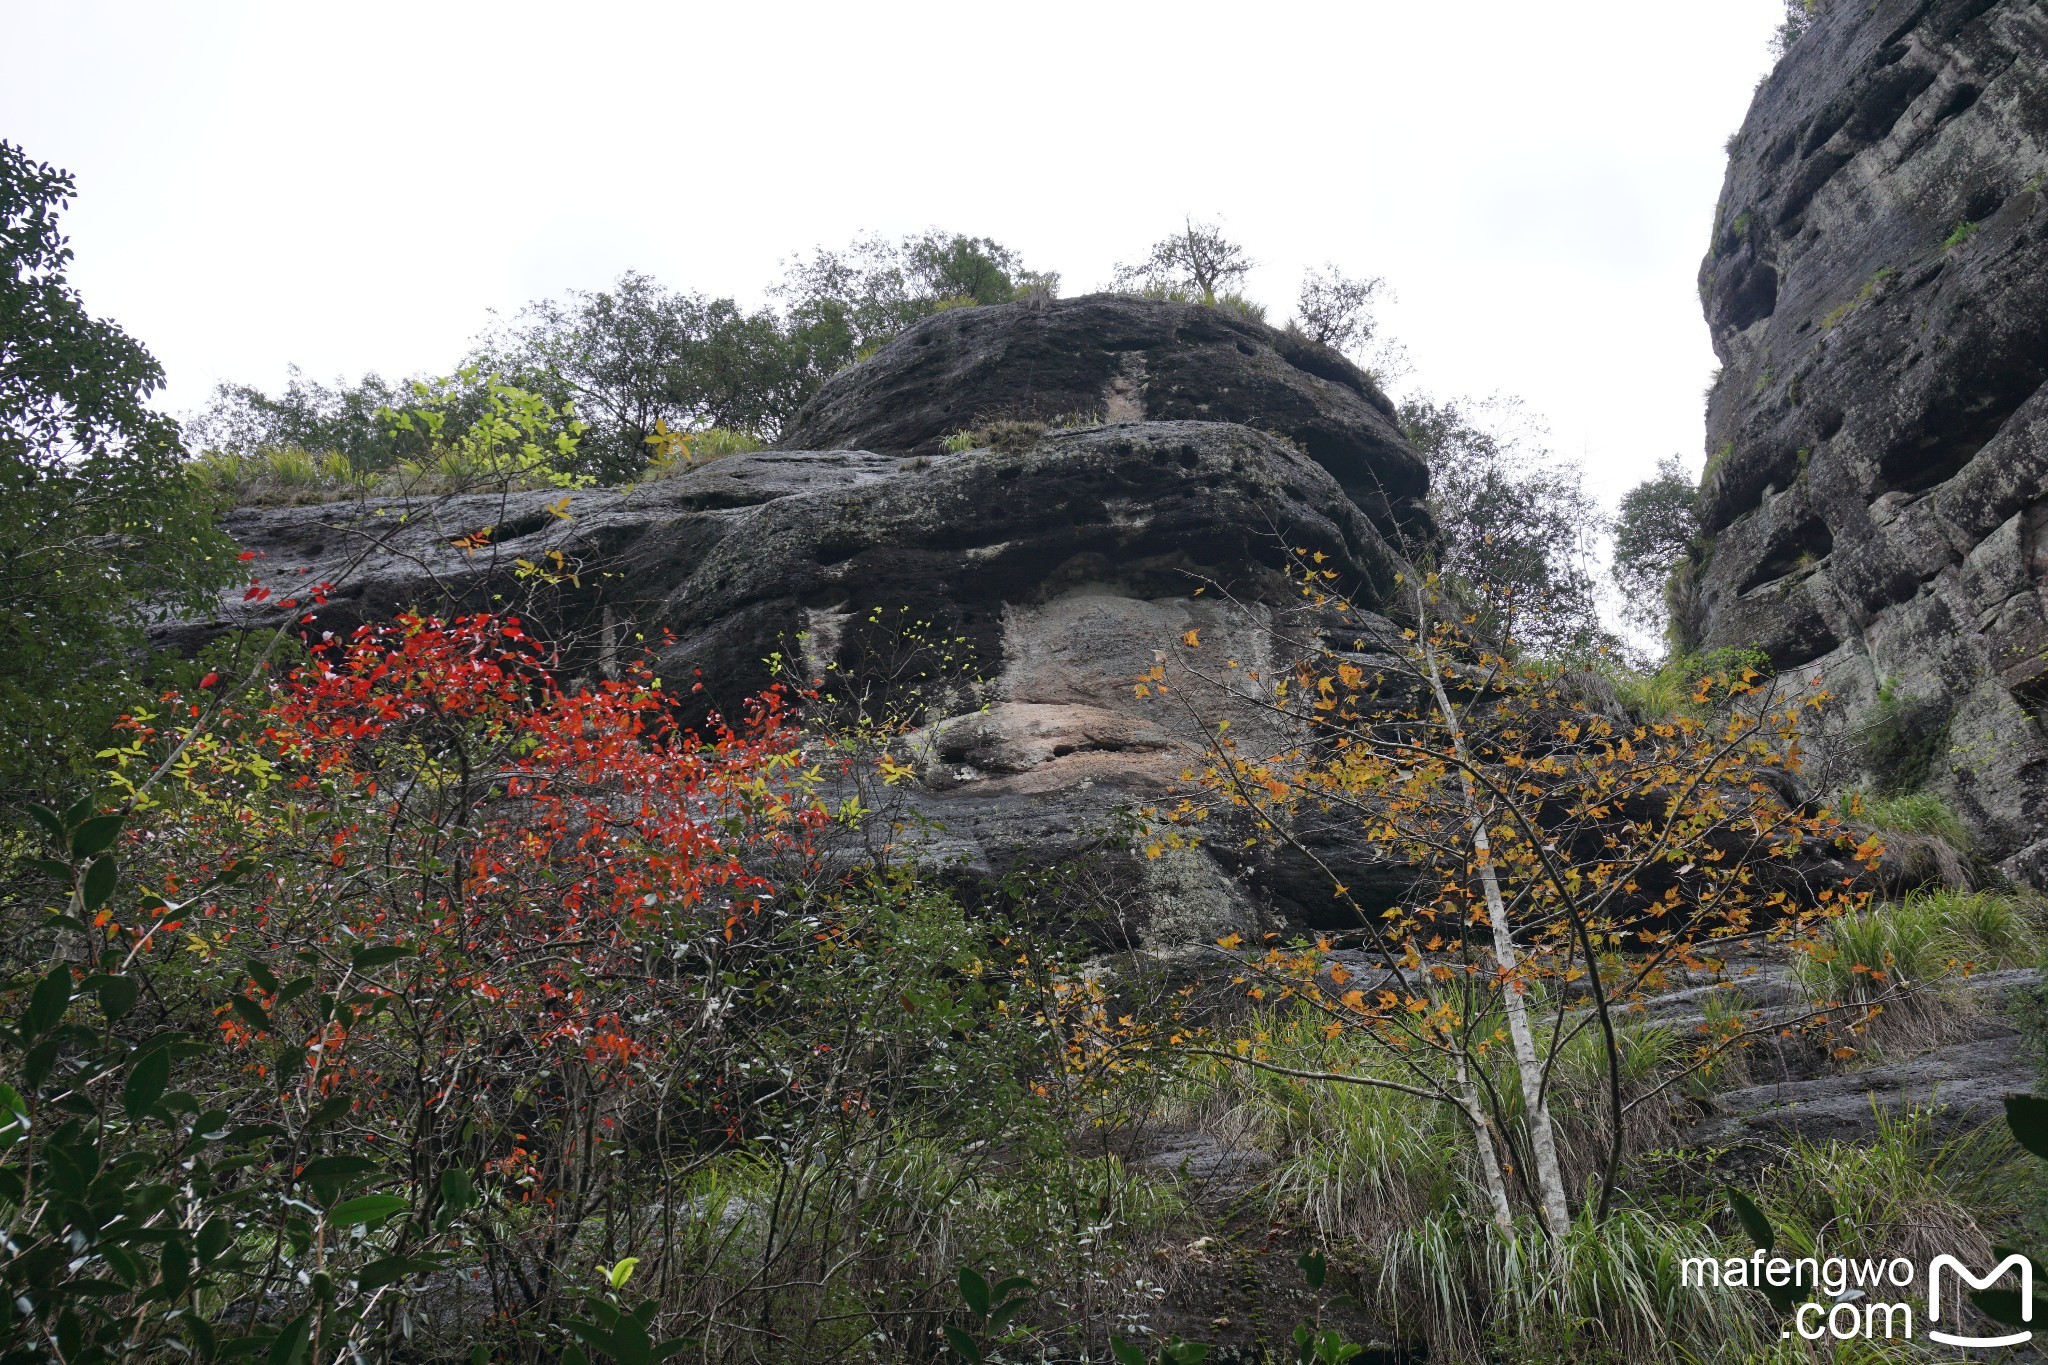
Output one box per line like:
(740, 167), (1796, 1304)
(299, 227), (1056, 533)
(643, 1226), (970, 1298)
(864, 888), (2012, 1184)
(22, 1036), (61, 1089)
(1164, 1340), (1210, 1364)
(230, 996), (271, 1034)
(31, 857), (70, 883)
(91, 972), (138, 1021)
(941, 1325), (983, 1364)
(358, 1254), (434, 1291)
(605, 1256), (641, 1289)
(62, 794), (97, 828)
(197, 1216), (232, 1263)
(81, 855), (118, 908)
(1970, 1287), (2035, 1327)
(439, 1166), (475, 1212)
(1298, 1248), (1327, 1291)
(328, 1194), (408, 1228)
(1110, 1339), (1147, 1365)
(299, 1155), (377, 1184)
(1724, 1187), (1773, 1253)
(27, 963), (73, 1036)
(958, 1266), (991, 1317)
(123, 1048), (171, 1117)
(990, 1275), (1033, 1300)
(306, 1093), (353, 1130)
(350, 944), (414, 972)
(1759, 1281), (1805, 1315)
(245, 957), (280, 995)
(71, 813), (126, 859)
(2005, 1094), (2048, 1162)
(267, 1310), (312, 1365)
(26, 802), (66, 843)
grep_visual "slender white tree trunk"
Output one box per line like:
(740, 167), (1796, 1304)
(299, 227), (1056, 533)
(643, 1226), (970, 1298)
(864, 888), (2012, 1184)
(1455, 1052), (1516, 1231)
(1422, 634), (1573, 1239)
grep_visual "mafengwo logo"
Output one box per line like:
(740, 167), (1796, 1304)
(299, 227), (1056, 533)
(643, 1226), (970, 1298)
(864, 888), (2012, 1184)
(1682, 1249), (2033, 1347)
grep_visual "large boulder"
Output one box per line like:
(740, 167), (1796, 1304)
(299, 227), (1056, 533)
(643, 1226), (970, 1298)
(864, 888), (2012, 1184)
(1693, 0), (2048, 880)
(170, 418), (1418, 945)
(776, 294), (1433, 542)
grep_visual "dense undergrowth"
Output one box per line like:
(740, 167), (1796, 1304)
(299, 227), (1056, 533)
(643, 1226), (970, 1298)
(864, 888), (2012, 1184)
(9, 136), (2048, 1365)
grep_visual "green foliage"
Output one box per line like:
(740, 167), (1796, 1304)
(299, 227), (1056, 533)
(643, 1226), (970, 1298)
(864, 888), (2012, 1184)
(0, 140), (234, 803)
(473, 270), (793, 479)
(1856, 678), (1950, 795)
(1770, 0), (1821, 57)
(637, 425), (766, 481)
(1794, 889), (2039, 1016)
(943, 1268), (1036, 1362)
(1857, 788), (1972, 850)
(0, 800), (435, 1363)
(204, 231), (1052, 488)
(186, 445), (363, 505)
(1399, 395), (1610, 657)
(1758, 1108), (2016, 1270)
(1610, 454), (1700, 642)
(184, 366), (411, 473)
(772, 229), (1052, 400)
(1603, 646), (1771, 722)
(1112, 220), (1252, 304)
(1291, 264), (1386, 355)
(937, 418), (1049, 457)
(1209, 292), (1267, 324)
(1944, 218), (1982, 249)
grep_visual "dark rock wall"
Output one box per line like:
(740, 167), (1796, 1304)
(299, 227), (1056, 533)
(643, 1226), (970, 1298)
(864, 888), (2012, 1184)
(176, 415), (1421, 946)
(1696, 0), (2048, 878)
(777, 294), (1432, 543)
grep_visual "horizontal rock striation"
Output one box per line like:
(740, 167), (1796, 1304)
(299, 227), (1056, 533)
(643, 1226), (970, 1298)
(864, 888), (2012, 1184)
(777, 294), (1432, 543)
(167, 418), (1421, 944)
(1695, 0), (2048, 879)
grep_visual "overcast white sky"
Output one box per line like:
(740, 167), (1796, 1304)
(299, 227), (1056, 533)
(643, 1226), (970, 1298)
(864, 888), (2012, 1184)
(3, 1), (1785, 507)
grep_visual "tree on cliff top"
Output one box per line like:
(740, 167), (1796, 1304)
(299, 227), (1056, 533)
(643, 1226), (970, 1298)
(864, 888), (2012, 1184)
(1400, 395), (1608, 659)
(1611, 454), (1701, 643)
(1112, 219), (1253, 305)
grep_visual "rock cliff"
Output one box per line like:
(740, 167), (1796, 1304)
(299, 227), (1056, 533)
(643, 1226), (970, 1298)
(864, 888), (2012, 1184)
(169, 298), (1428, 944)
(1695, 0), (2048, 880)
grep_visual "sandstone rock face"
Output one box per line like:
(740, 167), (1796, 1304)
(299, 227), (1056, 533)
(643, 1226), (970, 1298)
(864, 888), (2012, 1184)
(777, 294), (1432, 542)
(1695, 0), (2048, 879)
(176, 411), (1423, 945)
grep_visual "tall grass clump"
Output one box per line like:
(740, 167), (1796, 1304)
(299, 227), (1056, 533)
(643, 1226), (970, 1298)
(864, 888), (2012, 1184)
(1757, 1107), (2020, 1270)
(1852, 786), (1976, 889)
(188, 446), (364, 505)
(1795, 888), (2040, 1037)
(1372, 1206), (1770, 1362)
(640, 426), (765, 480)
(1181, 1008), (1771, 1362)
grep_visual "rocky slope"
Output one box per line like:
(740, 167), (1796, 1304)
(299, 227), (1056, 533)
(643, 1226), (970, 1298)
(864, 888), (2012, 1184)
(166, 298), (1427, 945)
(1695, 0), (2048, 881)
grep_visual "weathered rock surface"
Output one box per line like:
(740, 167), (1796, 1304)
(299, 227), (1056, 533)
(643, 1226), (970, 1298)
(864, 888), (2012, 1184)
(1682, 967), (2041, 1150)
(170, 414), (1422, 944)
(1695, 0), (2048, 880)
(777, 294), (1432, 542)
